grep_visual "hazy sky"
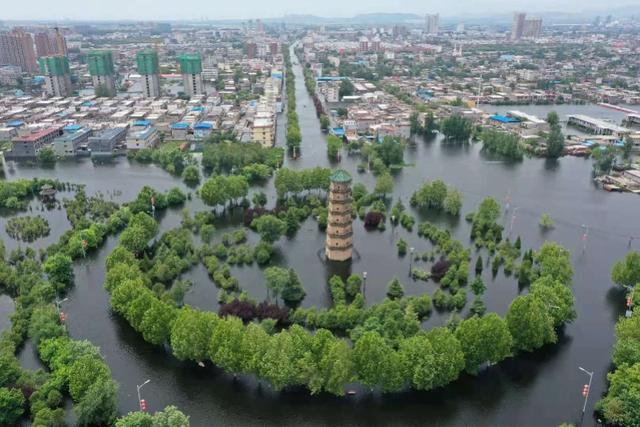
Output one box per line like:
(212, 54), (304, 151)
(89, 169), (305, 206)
(3, 0), (638, 21)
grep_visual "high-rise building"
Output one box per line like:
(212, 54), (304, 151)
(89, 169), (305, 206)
(178, 53), (204, 97)
(88, 50), (116, 97)
(511, 12), (527, 40)
(38, 55), (72, 97)
(34, 28), (67, 58)
(54, 28), (68, 56)
(371, 36), (382, 52)
(136, 50), (161, 98)
(523, 17), (543, 39)
(425, 14), (440, 35)
(256, 19), (264, 33)
(246, 42), (257, 59)
(358, 36), (369, 52)
(35, 32), (56, 57)
(0, 29), (38, 73)
(325, 169), (353, 262)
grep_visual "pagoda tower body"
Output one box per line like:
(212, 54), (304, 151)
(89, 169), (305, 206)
(325, 169), (353, 261)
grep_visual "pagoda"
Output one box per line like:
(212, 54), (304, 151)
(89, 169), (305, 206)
(325, 169), (353, 261)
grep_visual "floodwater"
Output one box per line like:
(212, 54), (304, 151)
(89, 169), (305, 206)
(0, 49), (637, 426)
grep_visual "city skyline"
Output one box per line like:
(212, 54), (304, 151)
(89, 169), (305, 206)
(1, 0), (638, 21)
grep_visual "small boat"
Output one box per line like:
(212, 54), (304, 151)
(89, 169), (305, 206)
(347, 390), (357, 395)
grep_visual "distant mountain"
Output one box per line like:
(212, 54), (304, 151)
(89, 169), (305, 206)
(264, 13), (423, 25)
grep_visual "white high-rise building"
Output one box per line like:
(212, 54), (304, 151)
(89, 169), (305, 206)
(425, 14), (440, 35)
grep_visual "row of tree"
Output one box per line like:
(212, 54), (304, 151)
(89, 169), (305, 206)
(597, 251), (640, 426)
(274, 167), (331, 199)
(199, 175), (250, 210)
(283, 46), (302, 151)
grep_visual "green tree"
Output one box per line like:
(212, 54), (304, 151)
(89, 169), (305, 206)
(352, 331), (405, 392)
(374, 172), (394, 198)
(455, 314), (512, 374)
(68, 354), (111, 401)
(209, 316), (245, 375)
(611, 251), (640, 289)
(33, 408), (65, 427)
(471, 276), (486, 295)
(170, 308), (218, 362)
(399, 335), (436, 390)
(116, 411), (153, 427)
(546, 125), (565, 158)
(547, 111), (560, 127)
(612, 314), (640, 367)
(506, 295), (556, 353)
(140, 300), (177, 345)
(28, 305), (65, 346)
(151, 405), (190, 427)
(425, 327), (465, 388)
(0, 387), (25, 425)
(320, 114), (330, 131)
(226, 175), (249, 205)
(598, 363), (640, 427)
(264, 267), (289, 304)
(182, 165), (200, 185)
(530, 276), (576, 327)
(443, 189), (463, 215)
(44, 253), (74, 285)
(386, 277), (405, 300)
(252, 215), (286, 243)
(259, 331), (297, 390)
(440, 114), (473, 142)
(252, 191), (267, 207)
(282, 268), (306, 304)
(200, 176), (229, 208)
(327, 135), (342, 159)
(37, 147), (57, 164)
(346, 274), (363, 297)
(74, 379), (119, 426)
(534, 242), (573, 285)
(339, 79), (355, 99)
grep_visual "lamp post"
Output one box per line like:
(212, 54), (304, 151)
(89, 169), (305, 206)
(137, 379), (151, 412)
(409, 247), (415, 276)
(362, 271), (367, 302)
(578, 366), (594, 426)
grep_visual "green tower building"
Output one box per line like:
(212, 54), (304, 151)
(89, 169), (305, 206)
(88, 50), (116, 97)
(136, 50), (161, 98)
(178, 53), (204, 97)
(38, 55), (72, 97)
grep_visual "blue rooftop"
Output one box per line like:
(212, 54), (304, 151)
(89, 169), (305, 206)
(331, 127), (345, 137)
(6, 120), (24, 128)
(490, 115), (520, 124)
(82, 101), (96, 107)
(191, 106), (204, 112)
(317, 76), (346, 82)
(171, 122), (190, 130)
(133, 120), (151, 127)
(63, 124), (82, 132)
(194, 122), (214, 130)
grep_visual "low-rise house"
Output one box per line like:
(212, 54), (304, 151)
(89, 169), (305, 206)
(89, 127), (127, 158)
(126, 126), (160, 150)
(53, 126), (93, 157)
(7, 127), (63, 159)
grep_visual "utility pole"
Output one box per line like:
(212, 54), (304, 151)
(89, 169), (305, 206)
(137, 379), (151, 412)
(578, 366), (594, 426)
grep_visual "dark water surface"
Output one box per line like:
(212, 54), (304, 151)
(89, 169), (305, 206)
(0, 50), (637, 426)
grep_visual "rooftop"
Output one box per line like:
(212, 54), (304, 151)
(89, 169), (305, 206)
(330, 169), (352, 183)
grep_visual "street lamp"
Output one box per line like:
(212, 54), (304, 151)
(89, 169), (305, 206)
(578, 366), (594, 425)
(137, 379), (151, 412)
(362, 271), (367, 301)
(409, 247), (415, 276)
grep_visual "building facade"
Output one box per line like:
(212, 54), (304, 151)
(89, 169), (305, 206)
(325, 169), (353, 262)
(38, 56), (72, 97)
(137, 50), (161, 98)
(512, 12), (527, 40)
(88, 127), (127, 157)
(179, 53), (204, 97)
(8, 127), (62, 158)
(0, 29), (38, 73)
(88, 50), (116, 97)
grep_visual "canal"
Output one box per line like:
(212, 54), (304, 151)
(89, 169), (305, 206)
(0, 49), (637, 426)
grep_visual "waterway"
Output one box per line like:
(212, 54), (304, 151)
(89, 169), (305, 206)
(0, 50), (637, 426)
